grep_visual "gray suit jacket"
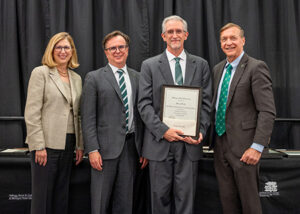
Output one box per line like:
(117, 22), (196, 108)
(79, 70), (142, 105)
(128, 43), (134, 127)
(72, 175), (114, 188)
(210, 53), (276, 157)
(25, 65), (83, 151)
(81, 65), (144, 159)
(138, 50), (212, 161)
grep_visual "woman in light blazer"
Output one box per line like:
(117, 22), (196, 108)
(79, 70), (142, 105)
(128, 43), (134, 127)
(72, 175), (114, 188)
(24, 32), (84, 214)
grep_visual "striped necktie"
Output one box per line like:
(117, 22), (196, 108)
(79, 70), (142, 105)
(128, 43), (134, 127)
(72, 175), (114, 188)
(117, 69), (129, 132)
(215, 64), (233, 136)
(174, 57), (183, 85)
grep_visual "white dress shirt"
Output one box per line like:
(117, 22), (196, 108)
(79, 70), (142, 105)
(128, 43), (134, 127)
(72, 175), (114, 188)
(109, 63), (135, 133)
(165, 49), (187, 85)
(215, 51), (244, 111)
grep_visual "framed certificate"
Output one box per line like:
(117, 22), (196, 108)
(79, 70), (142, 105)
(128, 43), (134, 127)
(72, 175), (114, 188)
(160, 85), (202, 138)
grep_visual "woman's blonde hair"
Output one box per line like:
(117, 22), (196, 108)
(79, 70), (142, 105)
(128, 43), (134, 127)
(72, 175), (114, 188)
(42, 32), (79, 69)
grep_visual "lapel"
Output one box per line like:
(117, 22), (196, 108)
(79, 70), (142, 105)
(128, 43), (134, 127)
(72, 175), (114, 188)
(184, 51), (197, 85)
(68, 69), (77, 106)
(226, 53), (248, 108)
(158, 51), (174, 85)
(49, 67), (69, 102)
(127, 68), (136, 105)
(212, 60), (227, 108)
(102, 64), (123, 102)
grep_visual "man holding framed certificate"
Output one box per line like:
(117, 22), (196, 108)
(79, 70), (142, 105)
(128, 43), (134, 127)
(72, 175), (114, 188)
(138, 15), (212, 214)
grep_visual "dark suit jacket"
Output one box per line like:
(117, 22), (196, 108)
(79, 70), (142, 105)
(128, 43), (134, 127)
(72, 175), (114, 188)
(138, 50), (212, 161)
(81, 65), (144, 159)
(210, 53), (276, 157)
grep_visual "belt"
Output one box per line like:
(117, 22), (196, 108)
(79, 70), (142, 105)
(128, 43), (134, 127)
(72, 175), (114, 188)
(126, 132), (135, 140)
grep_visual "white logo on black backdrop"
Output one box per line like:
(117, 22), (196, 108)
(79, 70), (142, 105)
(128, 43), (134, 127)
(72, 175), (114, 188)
(8, 194), (32, 200)
(259, 181), (280, 197)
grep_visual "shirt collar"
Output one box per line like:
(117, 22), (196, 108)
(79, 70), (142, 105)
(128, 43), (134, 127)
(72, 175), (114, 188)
(166, 49), (186, 62)
(109, 63), (128, 75)
(226, 51), (244, 69)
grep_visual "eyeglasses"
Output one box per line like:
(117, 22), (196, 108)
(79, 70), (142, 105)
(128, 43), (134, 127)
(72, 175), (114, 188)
(54, 46), (72, 52)
(165, 29), (185, 35)
(105, 45), (128, 53)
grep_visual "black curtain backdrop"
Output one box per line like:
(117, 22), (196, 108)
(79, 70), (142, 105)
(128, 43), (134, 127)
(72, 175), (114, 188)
(0, 0), (299, 149)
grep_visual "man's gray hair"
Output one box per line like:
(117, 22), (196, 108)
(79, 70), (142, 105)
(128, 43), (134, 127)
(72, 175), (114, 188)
(162, 15), (188, 33)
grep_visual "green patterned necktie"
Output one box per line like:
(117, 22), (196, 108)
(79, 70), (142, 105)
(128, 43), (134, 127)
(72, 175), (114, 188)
(117, 69), (129, 132)
(215, 64), (233, 136)
(174, 57), (183, 85)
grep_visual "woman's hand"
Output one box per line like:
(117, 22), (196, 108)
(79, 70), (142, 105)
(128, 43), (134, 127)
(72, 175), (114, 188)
(75, 149), (84, 165)
(35, 149), (47, 166)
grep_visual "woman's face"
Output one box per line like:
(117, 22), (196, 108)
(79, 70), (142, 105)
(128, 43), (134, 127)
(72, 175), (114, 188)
(53, 38), (73, 67)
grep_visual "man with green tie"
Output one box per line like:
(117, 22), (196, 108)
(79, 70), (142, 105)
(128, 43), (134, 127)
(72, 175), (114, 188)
(210, 23), (276, 214)
(138, 15), (212, 214)
(81, 31), (148, 214)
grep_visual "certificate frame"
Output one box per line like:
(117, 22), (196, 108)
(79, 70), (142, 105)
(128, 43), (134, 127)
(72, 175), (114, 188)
(160, 85), (202, 138)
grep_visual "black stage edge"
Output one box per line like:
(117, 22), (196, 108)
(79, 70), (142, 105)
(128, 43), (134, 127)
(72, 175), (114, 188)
(1, 154), (300, 214)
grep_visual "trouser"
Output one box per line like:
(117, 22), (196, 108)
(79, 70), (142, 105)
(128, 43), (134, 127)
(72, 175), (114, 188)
(90, 133), (139, 214)
(149, 141), (198, 214)
(214, 134), (262, 214)
(30, 134), (75, 214)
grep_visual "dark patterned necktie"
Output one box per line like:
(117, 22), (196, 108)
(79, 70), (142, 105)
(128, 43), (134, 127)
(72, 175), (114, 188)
(117, 69), (129, 132)
(215, 64), (233, 136)
(174, 57), (183, 85)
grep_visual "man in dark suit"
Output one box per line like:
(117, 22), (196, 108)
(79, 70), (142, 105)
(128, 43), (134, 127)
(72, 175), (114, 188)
(81, 31), (148, 214)
(211, 23), (276, 214)
(138, 15), (212, 214)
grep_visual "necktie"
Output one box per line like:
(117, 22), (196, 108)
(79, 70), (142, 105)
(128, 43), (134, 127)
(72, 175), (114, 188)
(117, 69), (129, 132)
(215, 64), (233, 136)
(174, 57), (183, 85)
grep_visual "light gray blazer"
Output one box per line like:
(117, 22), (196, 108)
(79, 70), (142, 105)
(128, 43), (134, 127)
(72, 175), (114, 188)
(25, 65), (83, 151)
(81, 65), (144, 160)
(138, 50), (212, 161)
